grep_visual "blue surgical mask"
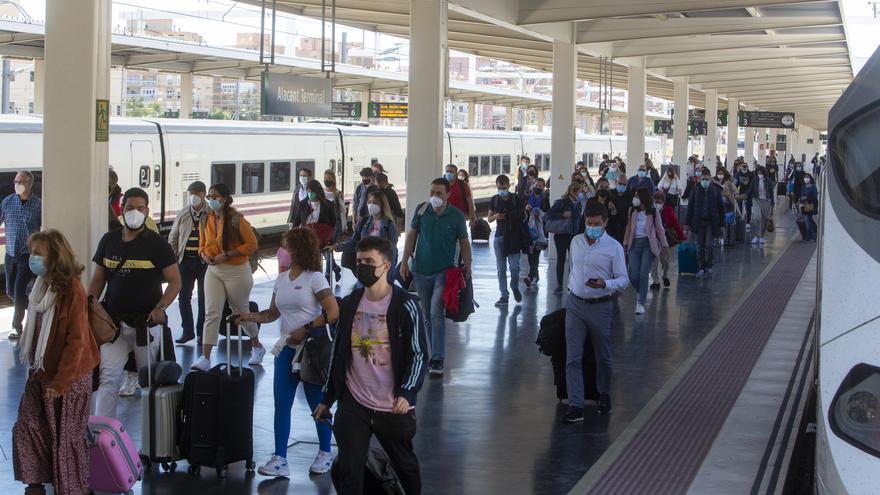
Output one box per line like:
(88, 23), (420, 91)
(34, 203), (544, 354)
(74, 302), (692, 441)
(444, 172), (455, 183)
(207, 198), (222, 210)
(586, 226), (604, 240)
(498, 189), (509, 197)
(29, 255), (47, 277)
(638, 170), (647, 178)
(617, 184), (627, 193)
(700, 179), (711, 189)
(577, 192), (585, 201)
(607, 170), (618, 180)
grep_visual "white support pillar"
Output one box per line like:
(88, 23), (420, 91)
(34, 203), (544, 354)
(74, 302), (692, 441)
(405, 0), (447, 227)
(673, 76), (689, 170)
(704, 88), (717, 170)
(536, 108), (544, 132)
(467, 100), (475, 129)
(506, 105), (514, 130)
(44, 0), (111, 279)
(33, 58), (45, 114)
(626, 58), (646, 167)
(744, 124), (755, 165)
(726, 97), (739, 168)
(550, 34), (576, 201)
(180, 71), (193, 119)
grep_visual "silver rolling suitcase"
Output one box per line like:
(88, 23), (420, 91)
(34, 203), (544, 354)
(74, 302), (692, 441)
(139, 325), (184, 472)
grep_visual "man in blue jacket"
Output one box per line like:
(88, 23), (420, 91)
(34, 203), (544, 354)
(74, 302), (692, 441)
(685, 169), (724, 278)
(315, 236), (428, 495)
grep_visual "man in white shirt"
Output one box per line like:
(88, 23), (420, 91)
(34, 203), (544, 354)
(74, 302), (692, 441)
(563, 201), (629, 423)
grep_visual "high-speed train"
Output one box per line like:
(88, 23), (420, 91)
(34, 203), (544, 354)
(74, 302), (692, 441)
(815, 46), (880, 492)
(0, 115), (659, 259)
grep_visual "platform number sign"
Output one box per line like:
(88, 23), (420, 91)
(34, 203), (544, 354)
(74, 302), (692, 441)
(138, 166), (150, 187)
(95, 99), (109, 142)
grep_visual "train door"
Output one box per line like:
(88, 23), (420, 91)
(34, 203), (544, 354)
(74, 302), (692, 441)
(323, 139), (342, 181)
(130, 140), (159, 210)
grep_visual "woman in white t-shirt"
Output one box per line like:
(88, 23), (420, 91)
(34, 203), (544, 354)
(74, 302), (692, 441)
(236, 228), (339, 478)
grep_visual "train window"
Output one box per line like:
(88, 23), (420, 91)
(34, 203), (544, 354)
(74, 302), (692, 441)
(543, 154), (551, 172)
(830, 102), (880, 218)
(241, 162), (265, 194)
(491, 155), (501, 175)
(211, 163), (236, 193)
(502, 155), (511, 174)
(269, 162), (291, 192)
(480, 156), (490, 176)
(468, 156), (479, 177)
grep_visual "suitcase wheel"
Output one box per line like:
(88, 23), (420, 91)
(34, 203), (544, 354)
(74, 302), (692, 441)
(188, 464), (201, 476)
(216, 466), (227, 479)
(140, 454), (152, 468)
(161, 461), (177, 473)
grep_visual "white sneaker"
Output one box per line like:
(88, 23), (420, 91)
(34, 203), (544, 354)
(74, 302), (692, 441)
(751, 236), (760, 244)
(258, 454), (290, 477)
(745, 224), (751, 232)
(118, 371), (139, 396)
(634, 303), (646, 315)
(309, 450), (334, 474)
(758, 237), (767, 244)
(191, 355), (211, 371)
(248, 345), (266, 366)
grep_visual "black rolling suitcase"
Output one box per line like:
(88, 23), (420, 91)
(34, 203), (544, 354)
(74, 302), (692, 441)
(180, 321), (255, 477)
(537, 309), (599, 402)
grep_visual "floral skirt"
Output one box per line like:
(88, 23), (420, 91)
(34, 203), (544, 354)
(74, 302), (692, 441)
(13, 373), (92, 495)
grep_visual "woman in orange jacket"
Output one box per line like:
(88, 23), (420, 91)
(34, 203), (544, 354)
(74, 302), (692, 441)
(192, 183), (265, 370)
(13, 229), (100, 495)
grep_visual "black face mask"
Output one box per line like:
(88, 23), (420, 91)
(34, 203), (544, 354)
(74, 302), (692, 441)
(355, 263), (385, 287)
(362, 178), (372, 185)
(598, 189), (609, 197)
(324, 180), (335, 188)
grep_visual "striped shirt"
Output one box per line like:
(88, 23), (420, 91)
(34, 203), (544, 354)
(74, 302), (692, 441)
(0, 193), (42, 257)
(184, 212), (200, 258)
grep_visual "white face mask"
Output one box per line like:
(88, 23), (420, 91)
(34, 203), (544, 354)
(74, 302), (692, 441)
(189, 194), (202, 207)
(804, 178), (812, 184)
(299, 176), (309, 187)
(123, 209), (146, 230)
(632, 197), (642, 208)
(368, 203), (381, 217)
(655, 202), (664, 210)
(429, 196), (445, 209)
(14, 183), (26, 196)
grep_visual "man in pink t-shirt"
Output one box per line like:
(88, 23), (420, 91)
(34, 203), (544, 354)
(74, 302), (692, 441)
(314, 237), (427, 494)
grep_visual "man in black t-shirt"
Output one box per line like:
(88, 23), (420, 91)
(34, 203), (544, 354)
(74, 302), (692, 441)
(90, 187), (181, 418)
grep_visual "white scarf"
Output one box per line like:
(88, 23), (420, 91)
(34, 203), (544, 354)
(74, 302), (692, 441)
(19, 276), (58, 371)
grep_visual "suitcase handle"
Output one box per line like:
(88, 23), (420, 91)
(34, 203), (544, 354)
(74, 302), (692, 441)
(225, 313), (244, 377)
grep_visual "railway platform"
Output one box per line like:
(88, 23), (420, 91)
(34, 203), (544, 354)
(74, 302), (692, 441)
(0, 210), (816, 494)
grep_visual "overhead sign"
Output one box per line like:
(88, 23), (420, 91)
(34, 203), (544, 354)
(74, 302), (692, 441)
(261, 72), (331, 117)
(368, 102), (408, 119)
(331, 102), (362, 119)
(653, 119), (707, 136)
(95, 99), (109, 142)
(741, 111), (796, 129)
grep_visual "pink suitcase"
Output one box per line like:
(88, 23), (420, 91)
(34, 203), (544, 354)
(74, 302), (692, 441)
(87, 415), (143, 493)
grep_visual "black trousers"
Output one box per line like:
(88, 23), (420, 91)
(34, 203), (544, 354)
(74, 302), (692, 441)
(553, 234), (574, 289)
(527, 249), (540, 281)
(178, 256), (207, 339)
(5, 252), (33, 331)
(332, 396), (421, 495)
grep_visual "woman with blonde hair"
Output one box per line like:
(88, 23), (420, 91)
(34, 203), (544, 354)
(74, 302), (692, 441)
(13, 229), (100, 495)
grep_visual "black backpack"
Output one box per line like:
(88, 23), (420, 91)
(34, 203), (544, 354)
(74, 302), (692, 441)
(536, 308), (566, 356)
(471, 218), (491, 241)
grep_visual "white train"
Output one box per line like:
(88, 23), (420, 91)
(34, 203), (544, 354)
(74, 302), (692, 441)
(815, 47), (880, 492)
(0, 115), (659, 256)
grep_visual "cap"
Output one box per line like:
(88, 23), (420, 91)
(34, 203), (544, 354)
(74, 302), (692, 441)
(187, 180), (206, 193)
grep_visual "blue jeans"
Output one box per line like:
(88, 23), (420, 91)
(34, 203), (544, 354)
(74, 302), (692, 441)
(628, 238), (655, 305)
(413, 270), (446, 361)
(274, 346), (332, 457)
(5, 252), (33, 331)
(493, 234), (520, 299)
(178, 257), (207, 339)
(805, 213), (816, 241)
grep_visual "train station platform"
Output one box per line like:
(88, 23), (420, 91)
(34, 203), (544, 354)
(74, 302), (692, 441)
(0, 209), (817, 494)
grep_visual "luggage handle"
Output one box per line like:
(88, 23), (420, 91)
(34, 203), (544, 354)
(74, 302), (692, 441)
(225, 313), (244, 377)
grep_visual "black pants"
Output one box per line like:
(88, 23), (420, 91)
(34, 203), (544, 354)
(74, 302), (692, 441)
(5, 252), (33, 331)
(553, 234), (574, 289)
(332, 396), (421, 495)
(527, 249), (540, 281)
(178, 256), (207, 339)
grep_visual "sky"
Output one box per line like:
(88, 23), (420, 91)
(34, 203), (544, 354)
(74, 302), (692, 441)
(841, 0), (880, 75)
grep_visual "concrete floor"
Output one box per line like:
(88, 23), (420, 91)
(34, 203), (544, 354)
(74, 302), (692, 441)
(0, 211), (807, 494)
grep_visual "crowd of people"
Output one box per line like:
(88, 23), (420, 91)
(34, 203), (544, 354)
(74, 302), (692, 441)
(3, 147), (821, 493)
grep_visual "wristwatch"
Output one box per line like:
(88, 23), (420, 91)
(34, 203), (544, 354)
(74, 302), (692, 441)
(156, 304), (167, 312)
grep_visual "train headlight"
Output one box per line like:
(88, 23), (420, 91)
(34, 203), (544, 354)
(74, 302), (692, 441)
(830, 363), (880, 457)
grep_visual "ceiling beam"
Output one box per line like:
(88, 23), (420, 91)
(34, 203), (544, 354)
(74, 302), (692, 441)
(646, 46), (847, 68)
(607, 33), (843, 58)
(660, 58), (849, 78)
(699, 74), (852, 91)
(519, 0), (819, 24)
(729, 86), (846, 100)
(576, 16), (840, 43)
(707, 79), (851, 95)
(684, 64), (849, 84)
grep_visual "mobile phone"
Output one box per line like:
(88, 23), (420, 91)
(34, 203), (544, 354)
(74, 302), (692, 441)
(318, 410), (333, 424)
